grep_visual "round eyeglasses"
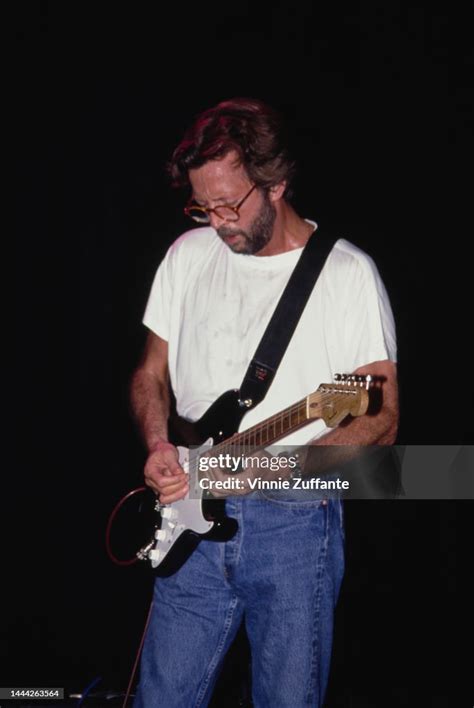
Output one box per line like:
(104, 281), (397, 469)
(184, 184), (257, 224)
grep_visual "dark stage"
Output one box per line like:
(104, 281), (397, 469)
(10, 3), (473, 706)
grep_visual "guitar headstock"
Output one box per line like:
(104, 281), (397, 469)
(307, 373), (372, 427)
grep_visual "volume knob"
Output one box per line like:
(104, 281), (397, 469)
(161, 507), (178, 520)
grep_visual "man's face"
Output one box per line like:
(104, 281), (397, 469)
(188, 151), (277, 255)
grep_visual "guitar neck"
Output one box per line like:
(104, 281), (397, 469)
(212, 396), (311, 456)
(200, 375), (370, 458)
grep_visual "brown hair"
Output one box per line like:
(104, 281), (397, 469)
(168, 98), (296, 197)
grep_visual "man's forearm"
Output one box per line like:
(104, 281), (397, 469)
(130, 369), (170, 452)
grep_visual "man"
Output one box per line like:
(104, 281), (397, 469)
(130, 98), (398, 707)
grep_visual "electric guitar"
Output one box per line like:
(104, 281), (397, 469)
(133, 373), (372, 576)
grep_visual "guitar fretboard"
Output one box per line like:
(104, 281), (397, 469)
(212, 397), (310, 457)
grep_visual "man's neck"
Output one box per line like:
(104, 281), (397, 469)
(256, 201), (314, 257)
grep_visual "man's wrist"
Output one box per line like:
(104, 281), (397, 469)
(149, 438), (172, 453)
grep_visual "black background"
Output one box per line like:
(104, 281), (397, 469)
(10, 2), (473, 706)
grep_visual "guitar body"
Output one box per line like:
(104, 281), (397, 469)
(150, 389), (247, 577)
(171, 388), (248, 446)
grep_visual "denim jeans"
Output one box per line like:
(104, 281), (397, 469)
(134, 496), (345, 708)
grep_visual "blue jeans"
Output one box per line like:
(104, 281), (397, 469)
(134, 496), (344, 708)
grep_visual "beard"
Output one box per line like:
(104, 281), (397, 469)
(217, 191), (276, 255)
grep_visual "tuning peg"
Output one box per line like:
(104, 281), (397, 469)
(334, 373), (374, 389)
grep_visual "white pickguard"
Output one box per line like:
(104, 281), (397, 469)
(148, 439), (214, 569)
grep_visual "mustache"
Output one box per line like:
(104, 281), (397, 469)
(217, 226), (247, 239)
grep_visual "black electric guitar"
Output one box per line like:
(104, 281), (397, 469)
(135, 374), (372, 576)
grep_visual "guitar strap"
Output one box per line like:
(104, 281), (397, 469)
(239, 228), (337, 408)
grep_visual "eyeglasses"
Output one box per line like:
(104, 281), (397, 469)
(184, 184), (257, 224)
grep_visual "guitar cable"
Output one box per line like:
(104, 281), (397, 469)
(121, 596), (154, 708)
(105, 486), (148, 566)
(105, 487), (156, 706)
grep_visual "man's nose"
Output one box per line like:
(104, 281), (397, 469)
(209, 211), (229, 230)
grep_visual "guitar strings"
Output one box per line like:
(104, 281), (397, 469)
(210, 389), (359, 457)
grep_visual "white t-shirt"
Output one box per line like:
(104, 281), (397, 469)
(143, 224), (397, 446)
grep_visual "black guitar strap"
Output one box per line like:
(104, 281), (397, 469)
(239, 228), (337, 409)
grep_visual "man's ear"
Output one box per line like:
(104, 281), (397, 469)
(268, 181), (287, 202)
